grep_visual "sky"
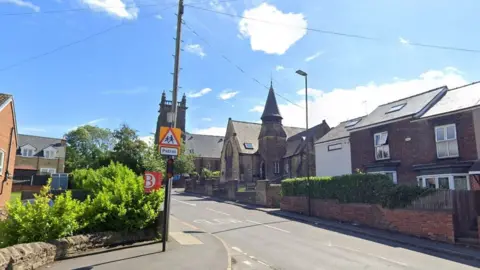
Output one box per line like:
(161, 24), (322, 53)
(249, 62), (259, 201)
(1, 0), (480, 141)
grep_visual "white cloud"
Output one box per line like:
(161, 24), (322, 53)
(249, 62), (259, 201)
(249, 105), (263, 112)
(277, 67), (468, 129)
(305, 51), (324, 62)
(140, 135), (154, 146)
(192, 127), (226, 136)
(275, 65), (285, 71)
(399, 37), (410, 45)
(0, 0), (40, 12)
(185, 44), (206, 58)
(68, 118), (108, 131)
(81, 0), (138, 19)
(202, 117), (212, 121)
(187, 88), (212, 98)
(155, 14), (162, 20)
(239, 3), (307, 55)
(219, 90), (239, 100)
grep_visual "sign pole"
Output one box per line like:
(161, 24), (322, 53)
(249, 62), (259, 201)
(162, 157), (175, 252)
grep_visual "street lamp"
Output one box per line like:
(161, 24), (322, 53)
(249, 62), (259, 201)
(295, 69), (311, 216)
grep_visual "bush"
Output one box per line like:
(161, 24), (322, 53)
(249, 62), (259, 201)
(0, 181), (84, 247)
(281, 174), (433, 209)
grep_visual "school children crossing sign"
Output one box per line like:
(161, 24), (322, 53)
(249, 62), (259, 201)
(158, 127), (181, 156)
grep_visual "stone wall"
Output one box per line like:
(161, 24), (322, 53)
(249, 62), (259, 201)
(0, 228), (158, 270)
(266, 184), (281, 207)
(235, 191), (256, 204)
(281, 196), (455, 243)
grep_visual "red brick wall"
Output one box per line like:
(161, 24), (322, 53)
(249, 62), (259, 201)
(11, 185), (42, 193)
(0, 101), (17, 208)
(281, 196), (455, 243)
(350, 111), (478, 185)
(470, 175), (480, 191)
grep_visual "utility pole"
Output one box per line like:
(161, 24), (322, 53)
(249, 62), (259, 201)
(162, 0), (184, 252)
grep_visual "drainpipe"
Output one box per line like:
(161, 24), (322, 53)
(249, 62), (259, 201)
(1, 127), (15, 194)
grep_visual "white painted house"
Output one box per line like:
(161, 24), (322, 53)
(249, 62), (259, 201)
(314, 116), (364, 177)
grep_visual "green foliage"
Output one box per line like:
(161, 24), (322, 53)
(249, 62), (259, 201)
(111, 124), (149, 175)
(169, 143), (195, 175)
(281, 174), (433, 209)
(0, 181), (84, 247)
(211, 170), (220, 177)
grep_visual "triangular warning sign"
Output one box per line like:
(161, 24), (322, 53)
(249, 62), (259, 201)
(160, 128), (180, 146)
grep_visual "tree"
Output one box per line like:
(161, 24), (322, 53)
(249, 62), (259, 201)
(65, 125), (113, 171)
(165, 143), (195, 175)
(111, 124), (149, 175)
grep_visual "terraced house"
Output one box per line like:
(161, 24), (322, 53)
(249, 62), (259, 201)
(0, 94), (18, 208)
(349, 82), (480, 190)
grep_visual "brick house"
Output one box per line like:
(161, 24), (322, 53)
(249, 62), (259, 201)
(349, 82), (480, 190)
(14, 134), (67, 179)
(0, 94), (18, 208)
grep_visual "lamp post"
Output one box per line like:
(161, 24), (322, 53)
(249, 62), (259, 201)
(295, 69), (311, 216)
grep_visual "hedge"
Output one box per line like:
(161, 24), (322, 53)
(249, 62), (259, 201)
(281, 174), (433, 209)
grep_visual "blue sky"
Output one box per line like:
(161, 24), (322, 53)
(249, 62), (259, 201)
(1, 0), (480, 140)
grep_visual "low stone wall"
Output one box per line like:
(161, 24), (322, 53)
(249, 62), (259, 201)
(235, 191), (257, 204)
(266, 184), (281, 208)
(281, 196), (455, 243)
(0, 228), (158, 269)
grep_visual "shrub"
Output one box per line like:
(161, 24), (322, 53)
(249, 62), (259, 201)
(79, 162), (164, 233)
(0, 181), (84, 247)
(281, 174), (433, 209)
(211, 171), (220, 177)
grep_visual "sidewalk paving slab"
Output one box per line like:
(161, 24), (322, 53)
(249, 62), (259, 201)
(182, 191), (480, 263)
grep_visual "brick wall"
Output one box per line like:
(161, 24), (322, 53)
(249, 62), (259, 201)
(15, 156), (65, 173)
(12, 184), (42, 193)
(351, 111), (477, 185)
(281, 196), (455, 243)
(0, 101), (17, 208)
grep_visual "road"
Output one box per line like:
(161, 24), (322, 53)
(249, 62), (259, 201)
(171, 191), (479, 270)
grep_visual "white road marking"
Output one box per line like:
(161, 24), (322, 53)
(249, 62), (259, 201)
(172, 199), (196, 206)
(331, 244), (408, 267)
(247, 220), (291, 233)
(258, 261), (269, 266)
(243, 261), (252, 266)
(232, 247), (243, 253)
(206, 208), (230, 216)
(249, 255), (256, 259)
(181, 221), (199, 230)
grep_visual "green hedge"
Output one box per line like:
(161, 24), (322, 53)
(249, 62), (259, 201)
(281, 174), (433, 209)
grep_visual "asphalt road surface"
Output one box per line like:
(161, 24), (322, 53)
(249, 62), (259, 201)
(171, 191), (480, 270)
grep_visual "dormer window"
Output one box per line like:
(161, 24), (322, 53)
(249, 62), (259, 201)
(386, 103), (406, 113)
(244, 143), (254, 150)
(20, 144), (36, 157)
(43, 146), (57, 159)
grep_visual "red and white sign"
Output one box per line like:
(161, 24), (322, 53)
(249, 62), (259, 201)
(144, 171), (163, 193)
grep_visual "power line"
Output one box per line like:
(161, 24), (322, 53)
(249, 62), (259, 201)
(182, 19), (304, 109)
(0, 5), (177, 72)
(0, 0), (239, 17)
(185, 5), (480, 54)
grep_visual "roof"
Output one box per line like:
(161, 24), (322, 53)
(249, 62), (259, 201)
(231, 120), (305, 154)
(316, 116), (365, 144)
(0, 93), (19, 147)
(284, 121), (330, 157)
(0, 94), (11, 108)
(18, 134), (66, 158)
(185, 133), (224, 158)
(261, 85), (283, 122)
(420, 82), (480, 119)
(349, 86), (447, 130)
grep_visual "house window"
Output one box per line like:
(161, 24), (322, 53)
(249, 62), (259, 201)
(40, 168), (56, 175)
(0, 150), (4, 175)
(189, 149), (194, 154)
(22, 148), (34, 157)
(374, 132), (390, 160)
(417, 174), (469, 190)
(435, 124), (459, 158)
(284, 162), (289, 174)
(273, 161), (280, 174)
(244, 143), (254, 150)
(386, 103), (406, 113)
(44, 150), (56, 159)
(328, 143), (342, 151)
(345, 119), (361, 128)
(369, 171), (397, 184)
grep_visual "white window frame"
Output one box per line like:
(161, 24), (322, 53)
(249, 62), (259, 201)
(328, 143), (342, 151)
(40, 168), (56, 175)
(374, 132), (390, 160)
(435, 124), (459, 159)
(21, 145), (36, 157)
(44, 150), (56, 159)
(416, 174), (470, 190)
(274, 161), (280, 174)
(0, 150), (4, 176)
(369, 171), (397, 184)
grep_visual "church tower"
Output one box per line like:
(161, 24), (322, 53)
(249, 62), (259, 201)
(258, 83), (287, 180)
(154, 92), (188, 145)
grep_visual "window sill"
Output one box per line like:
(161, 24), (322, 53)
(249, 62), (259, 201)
(436, 156), (460, 160)
(375, 158), (391, 161)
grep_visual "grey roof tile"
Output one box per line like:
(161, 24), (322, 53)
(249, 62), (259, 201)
(0, 93), (11, 107)
(18, 134), (66, 158)
(185, 133), (224, 158)
(261, 85), (283, 122)
(231, 121), (262, 154)
(349, 86), (447, 130)
(316, 116), (365, 144)
(421, 82), (480, 119)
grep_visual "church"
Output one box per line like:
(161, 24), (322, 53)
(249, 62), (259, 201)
(154, 84), (330, 183)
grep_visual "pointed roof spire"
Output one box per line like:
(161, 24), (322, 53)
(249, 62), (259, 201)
(261, 83), (283, 122)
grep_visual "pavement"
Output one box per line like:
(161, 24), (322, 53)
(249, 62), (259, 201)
(173, 190), (480, 270)
(40, 216), (229, 270)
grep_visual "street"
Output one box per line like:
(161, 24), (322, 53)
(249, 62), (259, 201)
(171, 191), (479, 270)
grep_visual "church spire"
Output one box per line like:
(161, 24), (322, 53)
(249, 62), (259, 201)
(261, 82), (282, 122)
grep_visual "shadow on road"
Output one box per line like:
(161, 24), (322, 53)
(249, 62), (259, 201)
(72, 251), (162, 270)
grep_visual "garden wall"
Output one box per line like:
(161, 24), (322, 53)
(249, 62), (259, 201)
(281, 196), (455, 243)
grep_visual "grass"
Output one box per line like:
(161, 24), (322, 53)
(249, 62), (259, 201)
(237, 187), (246, 192)
(9, 192), (21, 202)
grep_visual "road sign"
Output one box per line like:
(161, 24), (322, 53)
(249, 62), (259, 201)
(160, 147), (178, 156)
(144, 171), (162, 193)
(159, 127), (181, 147)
